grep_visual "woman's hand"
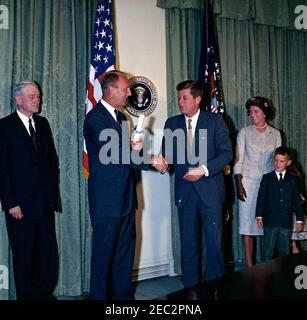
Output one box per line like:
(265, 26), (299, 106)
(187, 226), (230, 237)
(235, 174), (247, 201)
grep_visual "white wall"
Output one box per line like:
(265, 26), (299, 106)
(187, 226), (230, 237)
(114, 0), (174, 280)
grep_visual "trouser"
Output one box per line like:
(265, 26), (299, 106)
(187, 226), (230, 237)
(263, 227), (291, 261)
(90, 211), (136, 300)
(5, 209), (58, 300)
(178, 191), (225, 288)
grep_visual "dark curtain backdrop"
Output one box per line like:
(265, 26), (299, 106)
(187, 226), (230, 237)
(157, 0), (307, 273)
(0, 0), (97, 299)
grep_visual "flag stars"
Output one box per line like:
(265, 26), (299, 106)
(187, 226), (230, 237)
(103, 18), (110, 27)
(97, 41), (104, 50)
(94, 53), (101, 62)
(100, 29), (107, 38)
(105, 44), (112, 52)
(97, 5), (104, 14)
(103, 55), (109, 64)
(95, 18), (100, 27)
(95, 30), (99, 38)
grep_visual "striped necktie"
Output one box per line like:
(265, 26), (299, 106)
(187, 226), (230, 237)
(114, 109), (121, 127)
(29, 118), (37, 149)
(187, 118), (193, 154)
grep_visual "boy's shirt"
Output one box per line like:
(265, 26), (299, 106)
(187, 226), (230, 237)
(255, 170), (304, 228)
(274, 169), (286, 181)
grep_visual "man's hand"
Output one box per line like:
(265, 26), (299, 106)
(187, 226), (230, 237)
(9, 205), (23, 219)
(257, 217), (263, 228)
(235, 174), (247, 201)
(131, 139), (143, 151)
(150, 155), (168, 173)
(183, 167), (205, 182)
(296, 222), (304, 232)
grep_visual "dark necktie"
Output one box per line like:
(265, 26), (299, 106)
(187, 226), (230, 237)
(114, 109), (121, 127)
(279, 173), (283, 181)
(29, 118), (37, 149)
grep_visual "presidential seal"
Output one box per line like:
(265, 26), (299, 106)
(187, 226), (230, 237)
(126, 76), (158, 116)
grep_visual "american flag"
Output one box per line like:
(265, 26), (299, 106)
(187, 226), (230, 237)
(198, 0), (224, 114)
(83, 0), (115, 177)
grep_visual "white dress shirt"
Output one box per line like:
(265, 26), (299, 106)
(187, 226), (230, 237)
(16, 109), (35, 136)
(101, 98), (117, 121)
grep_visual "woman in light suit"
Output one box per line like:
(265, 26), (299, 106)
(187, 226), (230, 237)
(234, 97), (281, 267)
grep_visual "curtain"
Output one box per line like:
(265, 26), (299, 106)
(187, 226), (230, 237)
(157, 0), (307, 268)
(163, 7), (203, 274)
(0, 0), (97, 299)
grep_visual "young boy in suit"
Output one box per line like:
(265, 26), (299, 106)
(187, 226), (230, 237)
(256, 146), (304, 261)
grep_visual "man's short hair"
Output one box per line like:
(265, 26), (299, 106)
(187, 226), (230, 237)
(13, 81), (38, 98)
(176, 80), (203, 99)
(274, 146), (292, 158)
(101, 70), (127, 93)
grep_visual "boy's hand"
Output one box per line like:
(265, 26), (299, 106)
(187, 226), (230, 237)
(295, 222), (304, 232)
(256, 217), (263, 228)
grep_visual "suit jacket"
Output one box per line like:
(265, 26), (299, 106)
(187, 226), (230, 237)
(83, 101), (148, 222)
(162, 111), (233, 207)
(0, 112), (59, 218)
(256, 171), (304, 228)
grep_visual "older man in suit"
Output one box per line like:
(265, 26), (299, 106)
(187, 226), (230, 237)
(0, 81), (59, 300)
(152, 80), (232, 288)
(84, 70), (149, 300)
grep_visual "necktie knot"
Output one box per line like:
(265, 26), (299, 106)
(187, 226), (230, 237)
(279, 173), (283, 181)
(188, 118), (192, 129)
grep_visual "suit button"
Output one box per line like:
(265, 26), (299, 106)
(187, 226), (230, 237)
(280, 189), (283, 192)
(280, 199), (283, 202)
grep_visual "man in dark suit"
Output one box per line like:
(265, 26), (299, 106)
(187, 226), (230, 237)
(152, 80), (232, 287)
(84, 70), (148, 300)
(0, 81), (59, 300)
(256, 146), (304, 261)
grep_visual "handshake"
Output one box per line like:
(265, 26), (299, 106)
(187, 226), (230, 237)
(150, 155), (168, 174)
(129, 137), (168, 174)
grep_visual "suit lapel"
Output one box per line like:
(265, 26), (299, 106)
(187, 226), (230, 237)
(194, 111), (208, 155)
(12, 112), (33, 142)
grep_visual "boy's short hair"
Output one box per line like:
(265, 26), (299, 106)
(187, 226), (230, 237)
(274, 146), (292, 158)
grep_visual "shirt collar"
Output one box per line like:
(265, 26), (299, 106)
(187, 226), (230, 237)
(275, 170), (286, 179)
(184, 109), (200, 126)
(16, 109), (35, 128)
(101, 98), (117, 120)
